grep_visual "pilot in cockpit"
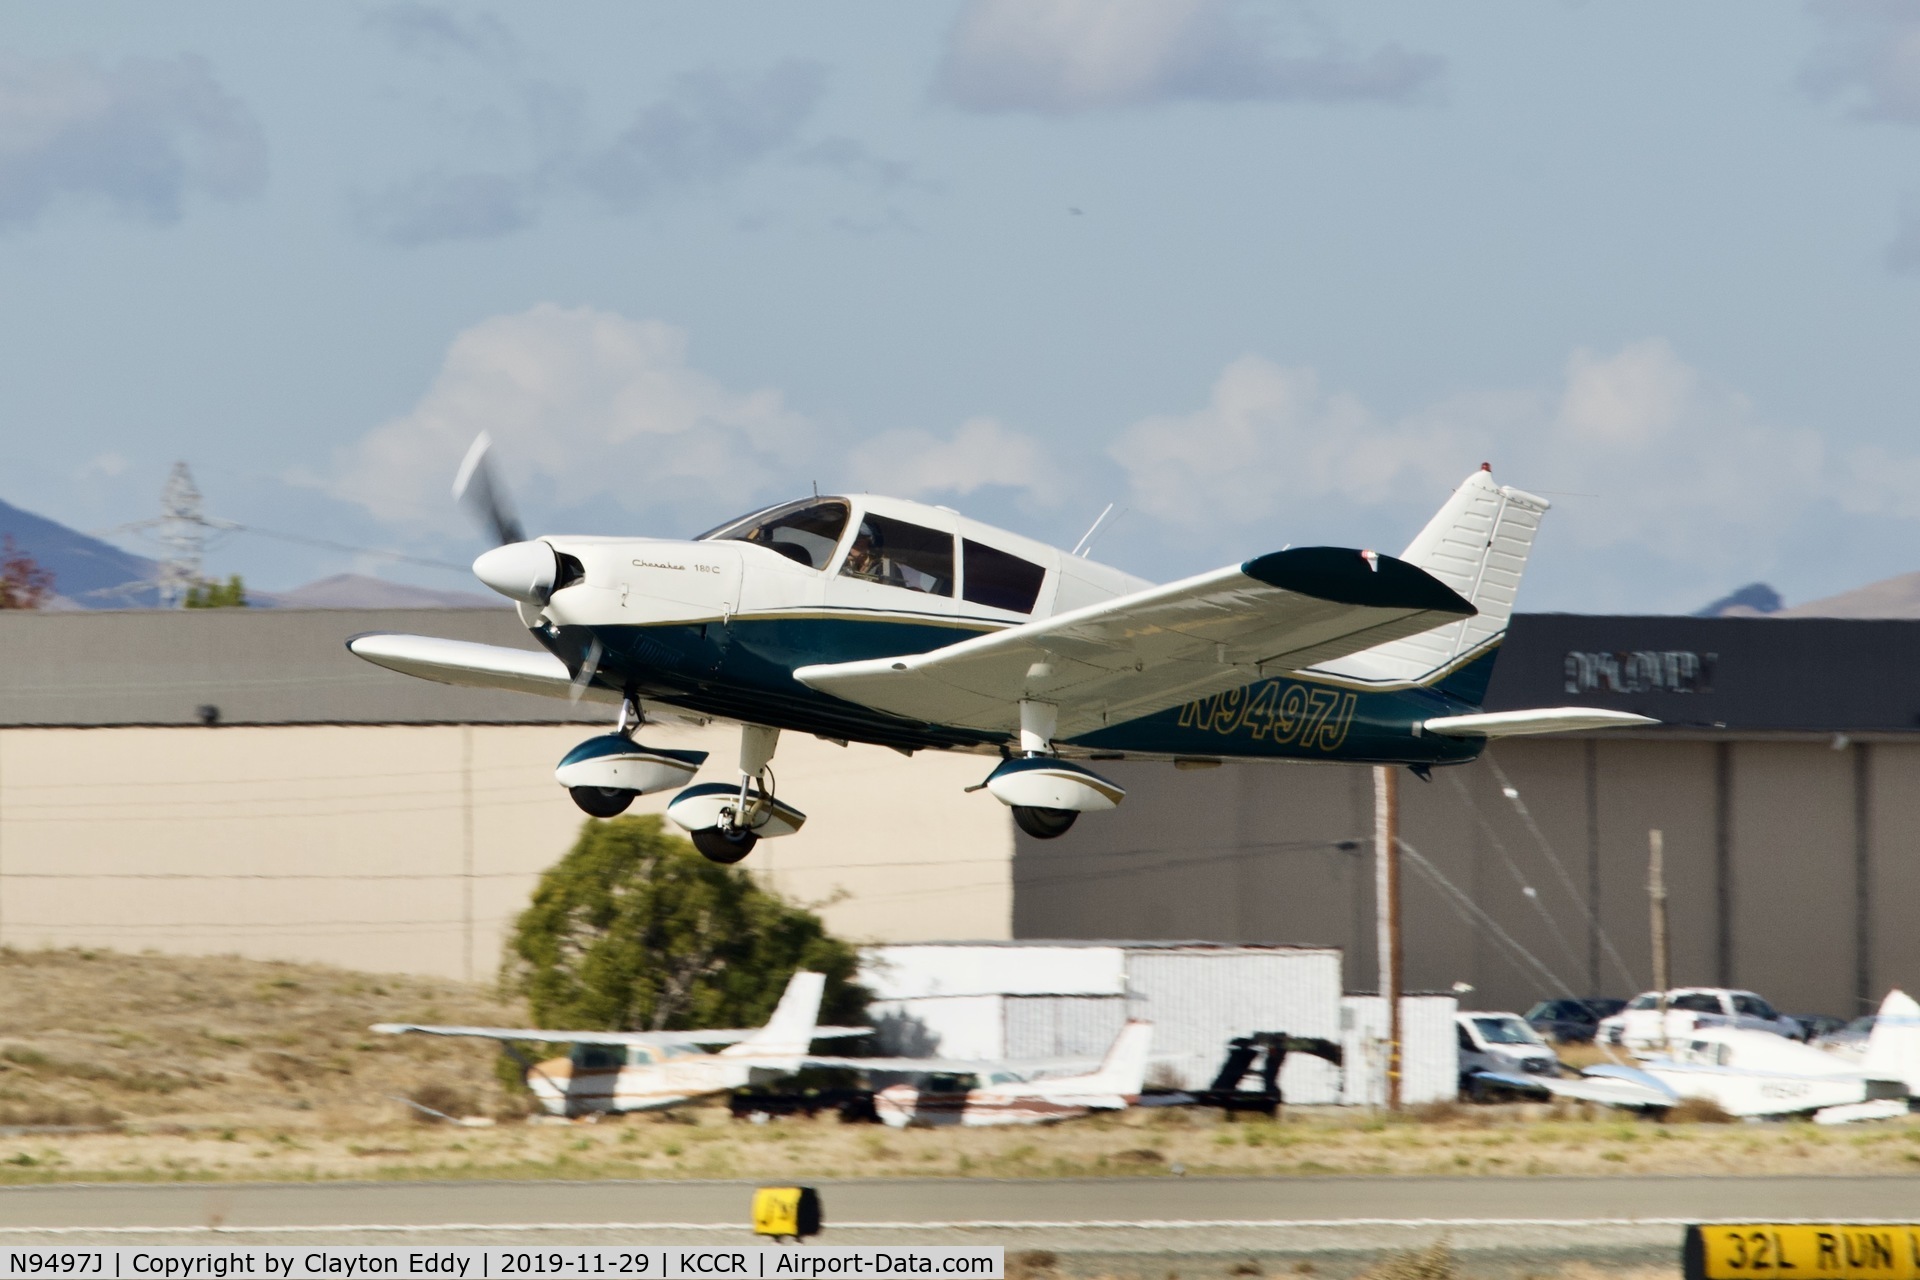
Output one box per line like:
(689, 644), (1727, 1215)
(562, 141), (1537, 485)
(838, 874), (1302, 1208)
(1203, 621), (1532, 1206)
(842, 524), (901, 586)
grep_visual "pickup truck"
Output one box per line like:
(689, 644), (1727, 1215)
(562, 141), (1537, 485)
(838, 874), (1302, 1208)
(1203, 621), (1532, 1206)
(1596, 988), (1803, 1049)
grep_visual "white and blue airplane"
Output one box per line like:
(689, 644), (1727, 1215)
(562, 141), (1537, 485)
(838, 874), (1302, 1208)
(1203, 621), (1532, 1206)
(350, 439), (1651, 863)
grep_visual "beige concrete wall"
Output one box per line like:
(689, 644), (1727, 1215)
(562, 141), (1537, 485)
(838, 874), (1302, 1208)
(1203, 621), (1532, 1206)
(0, 723), (1012, 980)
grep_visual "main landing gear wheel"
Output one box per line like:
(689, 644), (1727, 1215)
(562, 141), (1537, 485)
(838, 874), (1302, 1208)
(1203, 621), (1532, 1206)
(569, 786), (634, 818)
(691, 825), (758, 864)
(1012, 805), (1078, 839)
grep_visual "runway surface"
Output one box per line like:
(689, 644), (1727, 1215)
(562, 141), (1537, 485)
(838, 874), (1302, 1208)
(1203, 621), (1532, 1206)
(0, 1176), (1911, 1266)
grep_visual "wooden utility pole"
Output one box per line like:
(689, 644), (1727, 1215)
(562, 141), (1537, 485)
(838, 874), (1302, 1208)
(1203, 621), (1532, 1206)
(1649, 828), (1670, 1051)
(1374, 765), (1402, 1110)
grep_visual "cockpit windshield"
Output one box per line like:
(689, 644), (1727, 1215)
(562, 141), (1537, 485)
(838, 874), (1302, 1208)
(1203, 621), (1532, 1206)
(698, 499), (850, 571)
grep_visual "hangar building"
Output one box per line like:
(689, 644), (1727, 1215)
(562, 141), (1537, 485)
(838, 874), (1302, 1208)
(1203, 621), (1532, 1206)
(1014, 615), (1920, 1023)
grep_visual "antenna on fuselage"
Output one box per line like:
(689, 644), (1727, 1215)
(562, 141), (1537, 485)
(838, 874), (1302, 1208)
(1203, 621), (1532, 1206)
(1071, 503), (1120, 558)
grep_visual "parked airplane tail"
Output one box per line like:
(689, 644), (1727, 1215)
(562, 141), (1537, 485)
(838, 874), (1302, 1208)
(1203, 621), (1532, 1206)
(1058, 1020), (1153, 1096)
(1859, 988), (1920, 1094)
(1312, 465), (1549, 703)
(719, 971), (826, 1059)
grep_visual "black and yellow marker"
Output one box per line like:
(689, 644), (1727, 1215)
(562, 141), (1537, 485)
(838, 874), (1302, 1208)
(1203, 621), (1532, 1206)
(1686, 1224), (1920, 1279)
(752, 1186), (823, 1242)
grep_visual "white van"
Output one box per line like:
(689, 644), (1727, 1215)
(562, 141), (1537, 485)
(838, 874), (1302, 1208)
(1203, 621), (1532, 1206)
(1456, 1011), (1558, 1084)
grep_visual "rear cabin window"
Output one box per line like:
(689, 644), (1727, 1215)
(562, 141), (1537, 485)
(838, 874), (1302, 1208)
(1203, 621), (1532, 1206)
(1672, 993), (1722, 1015)
(963, 539), (1045, 613)
(700, 498), (849, 571)
(840, 514), (953, 595)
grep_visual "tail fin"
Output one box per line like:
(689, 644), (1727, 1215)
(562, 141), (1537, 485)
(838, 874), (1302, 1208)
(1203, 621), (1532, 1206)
(720, 971), (825, 1059)
(1860, 988), (1920, 1093)
(1313, 466), (1549, 700)
(1057, 1020), (1153, 1095)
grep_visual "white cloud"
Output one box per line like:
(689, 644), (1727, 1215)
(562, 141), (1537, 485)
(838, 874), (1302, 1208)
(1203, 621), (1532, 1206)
(1109, 355), (1487, 527)
(936, 0), (1442, 114)
(335, 305), (810, 527)
(0, 53), (266, 227)
(1110, 340), (1847, 572)
(846, 417), (1052, 500)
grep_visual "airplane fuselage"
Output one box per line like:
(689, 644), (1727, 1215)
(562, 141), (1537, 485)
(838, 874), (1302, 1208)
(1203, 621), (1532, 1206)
(517, 494), (1490, 768)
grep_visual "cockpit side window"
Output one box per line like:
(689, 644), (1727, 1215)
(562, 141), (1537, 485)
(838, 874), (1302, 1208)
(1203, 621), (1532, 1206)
(840, 514), (954, 596)
(572, 1044), (624, 1071)
(699, 499), (850, 571)
(962, 539), (1045, 613)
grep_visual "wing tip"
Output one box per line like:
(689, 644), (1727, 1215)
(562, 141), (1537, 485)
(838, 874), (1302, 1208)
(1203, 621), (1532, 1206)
(1242, 547), (1476, 617)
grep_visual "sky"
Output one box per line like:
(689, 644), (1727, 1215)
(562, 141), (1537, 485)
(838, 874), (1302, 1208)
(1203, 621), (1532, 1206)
(3, 0), (1920, 612)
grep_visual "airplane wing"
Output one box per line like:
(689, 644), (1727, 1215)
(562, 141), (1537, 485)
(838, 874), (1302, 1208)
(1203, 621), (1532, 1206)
(370, 1023), (871, 1045)
(1472, 1068), (1676, 1110)
(794, 547), (1474, 739)
(1423, 708), (1658, 738)
(731, 1054), (1102, 1074)
(348, 633), (617, 703)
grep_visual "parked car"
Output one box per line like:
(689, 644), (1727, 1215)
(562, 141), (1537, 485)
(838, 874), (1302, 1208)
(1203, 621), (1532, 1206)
(1790, 1014), (1847, 1045)
(1456, 1011), (1558, 1089)
(1524, 998), (1627, 1044)
(1598, 988), (1803, 1049)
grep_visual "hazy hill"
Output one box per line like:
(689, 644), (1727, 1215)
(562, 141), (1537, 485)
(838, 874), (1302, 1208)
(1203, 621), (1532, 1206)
(256, 573), (496, 610)
(1775, 571), (1920, 619)
(0, 497), (156, 606)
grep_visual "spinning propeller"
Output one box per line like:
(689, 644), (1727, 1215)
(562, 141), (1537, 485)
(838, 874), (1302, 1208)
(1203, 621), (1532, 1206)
(453, 432), (526, 546)
(451, 433), (602, 702)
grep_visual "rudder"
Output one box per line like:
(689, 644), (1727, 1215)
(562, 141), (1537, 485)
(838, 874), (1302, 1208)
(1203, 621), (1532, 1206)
(1312, 466), (1548, 696)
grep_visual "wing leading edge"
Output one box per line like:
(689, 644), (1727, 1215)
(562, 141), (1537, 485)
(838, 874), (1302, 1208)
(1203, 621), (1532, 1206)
(795, 546), (1475, 739)
(370, 1023), (871, 1045)
(348, 632), (618, 703)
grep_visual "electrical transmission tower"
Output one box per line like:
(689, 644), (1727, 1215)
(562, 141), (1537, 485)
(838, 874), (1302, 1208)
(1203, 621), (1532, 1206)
(154, 463), (208, 608)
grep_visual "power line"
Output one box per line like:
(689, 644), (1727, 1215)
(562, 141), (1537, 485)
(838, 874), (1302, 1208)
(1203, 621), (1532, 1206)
(1483, 751), (1639, 992)
(1446, 769), (1588, 980)
(1397, 836), (1572, 997)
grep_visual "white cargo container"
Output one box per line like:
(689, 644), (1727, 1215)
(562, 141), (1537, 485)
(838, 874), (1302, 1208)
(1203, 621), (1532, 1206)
(860, 941), (1345, 1102)
(1339, 993), (1460, 1105)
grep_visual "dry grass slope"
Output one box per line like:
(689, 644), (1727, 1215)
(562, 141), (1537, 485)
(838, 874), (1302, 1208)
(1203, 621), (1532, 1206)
(0, 946), (526, 1131)
(0, 947), (1916, 1187)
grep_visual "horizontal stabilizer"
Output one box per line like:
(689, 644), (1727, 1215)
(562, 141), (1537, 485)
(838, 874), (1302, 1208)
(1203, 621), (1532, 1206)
(1422, 707), (1657, 738)
(348, 632), (615, 703)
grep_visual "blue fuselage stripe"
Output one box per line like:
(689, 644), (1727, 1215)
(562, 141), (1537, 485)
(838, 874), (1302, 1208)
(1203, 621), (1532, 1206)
(548, 616), (1490, 766)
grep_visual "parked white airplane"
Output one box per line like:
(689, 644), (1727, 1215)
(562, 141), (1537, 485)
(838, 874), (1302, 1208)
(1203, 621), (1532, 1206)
(867, 1021), (1154, 1128)
(372, 971), (869, 1116)
(1487, 991), (1920, 1123)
